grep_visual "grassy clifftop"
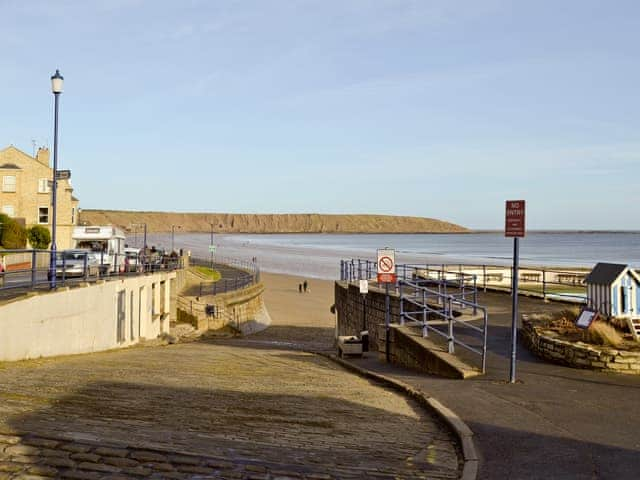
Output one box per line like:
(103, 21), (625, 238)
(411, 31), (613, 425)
(79, 210), (468, 234)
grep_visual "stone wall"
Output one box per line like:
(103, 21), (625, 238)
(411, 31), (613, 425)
(334, 281), (478, 378)
(522, 316), (640, 374)
(334, 281), (402, 352)
(177, 282), (270, 335)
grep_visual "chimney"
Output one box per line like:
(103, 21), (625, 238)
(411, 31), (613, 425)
(36, 147), (50, 167)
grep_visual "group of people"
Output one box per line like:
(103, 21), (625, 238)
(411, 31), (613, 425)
(298, 280), (310, 293)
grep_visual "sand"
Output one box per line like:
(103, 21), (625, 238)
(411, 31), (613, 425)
(253, 272), (336, 350)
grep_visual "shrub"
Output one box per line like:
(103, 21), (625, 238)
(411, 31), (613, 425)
(586, 321), (623, 347)
(27, 225), (51, 249)
(0, 216), (27, 249)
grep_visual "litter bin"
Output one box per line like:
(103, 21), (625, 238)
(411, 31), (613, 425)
(360, 330), (369, 352)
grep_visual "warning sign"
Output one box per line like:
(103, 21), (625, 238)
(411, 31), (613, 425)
(377, 248), (397, 283)
(505, 200), (526, 238)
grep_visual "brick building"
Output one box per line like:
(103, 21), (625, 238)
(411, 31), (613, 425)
(0, 145), (79, 249)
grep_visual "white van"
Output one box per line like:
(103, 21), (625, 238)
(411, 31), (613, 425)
(72, 225), (126, 273)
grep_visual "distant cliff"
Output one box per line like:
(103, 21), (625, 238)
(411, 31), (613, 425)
(79, 210), (468, 234)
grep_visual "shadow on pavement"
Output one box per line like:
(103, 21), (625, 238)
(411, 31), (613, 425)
(4, 380), (459, 479)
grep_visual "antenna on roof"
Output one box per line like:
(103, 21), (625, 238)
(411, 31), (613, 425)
(32, 139), (36, 157)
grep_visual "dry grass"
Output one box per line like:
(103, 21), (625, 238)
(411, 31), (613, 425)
(585, 321), (623, 347)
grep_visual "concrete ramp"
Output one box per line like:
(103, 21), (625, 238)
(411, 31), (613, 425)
(379, 324), (482, 379)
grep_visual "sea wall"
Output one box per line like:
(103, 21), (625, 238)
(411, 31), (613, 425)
(0, 271), (175, 362)
(177, 282), (270, 335)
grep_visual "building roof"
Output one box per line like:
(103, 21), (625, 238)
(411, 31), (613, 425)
(585, 263), (629, 285)
(0, 163), (21, 169)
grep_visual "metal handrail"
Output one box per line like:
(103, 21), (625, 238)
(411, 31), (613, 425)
(398, 278), (489, 373)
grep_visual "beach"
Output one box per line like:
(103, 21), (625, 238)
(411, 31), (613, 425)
(252, 271), (336, 351)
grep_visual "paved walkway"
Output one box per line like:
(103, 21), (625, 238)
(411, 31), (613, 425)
(242, 275), (640, 479)
(342, 291), (640, 480)
(0, 341), (460, 479)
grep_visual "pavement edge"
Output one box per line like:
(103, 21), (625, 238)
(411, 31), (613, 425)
(318, 353), (479, 480)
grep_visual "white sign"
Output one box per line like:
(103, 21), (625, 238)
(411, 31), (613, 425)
(359, 280), (369, 294)
(377, 248), (397, 283)
(208, 245), (216, 253)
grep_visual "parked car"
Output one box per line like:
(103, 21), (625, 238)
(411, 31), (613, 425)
(124, 247), (141, 272)
(48, 250), (100, 280)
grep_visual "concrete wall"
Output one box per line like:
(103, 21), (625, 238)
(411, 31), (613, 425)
(0, 271), (175, 362)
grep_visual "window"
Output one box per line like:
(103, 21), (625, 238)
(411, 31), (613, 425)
(2, 175), (16, 192)
(1, 205), (14, 217)
(71, 207), (75, 224)
(38, 178), (50, 193)
(38, 207), (49, 224)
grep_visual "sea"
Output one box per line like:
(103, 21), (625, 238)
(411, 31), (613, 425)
(137, 232), (640, 280)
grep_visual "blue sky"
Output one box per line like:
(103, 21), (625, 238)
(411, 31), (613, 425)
(1, 0), (639, 229)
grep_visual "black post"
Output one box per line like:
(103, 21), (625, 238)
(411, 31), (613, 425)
(49, 90), (60, 288)
(510, 237), (520, 383)
(385, 282), (390, 362)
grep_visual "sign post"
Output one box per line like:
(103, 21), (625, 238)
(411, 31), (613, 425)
(505, 200), (526, 383)
(377, 248), (396, 362)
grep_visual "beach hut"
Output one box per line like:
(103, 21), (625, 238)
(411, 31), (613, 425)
(585, 263), (640, 341)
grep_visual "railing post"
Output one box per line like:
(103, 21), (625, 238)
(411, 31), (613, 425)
(473, 275), (478, 315)
(31, 250), (37, 287)
(422, 287), (428, 338)
(482, 309), (488, 374)
(399, 282), (404, 326)
(447, 296), (454, 354)
(483, 264), (487, 292)
(542, 269), (547, 299)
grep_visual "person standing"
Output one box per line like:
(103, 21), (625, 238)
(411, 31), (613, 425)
(303, 280), (308, 293)
(298, 283), (302, 293)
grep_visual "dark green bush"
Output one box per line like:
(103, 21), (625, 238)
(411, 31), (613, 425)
(0, 215), (27, 249)
(27, 225), (52, 249)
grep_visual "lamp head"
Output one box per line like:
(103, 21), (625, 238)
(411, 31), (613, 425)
(51, 69), (64, 94)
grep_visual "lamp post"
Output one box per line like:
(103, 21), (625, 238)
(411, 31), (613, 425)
(49, 69), (63, 288)
(209, 222), (215, 268)
(171, 225), (181, 253)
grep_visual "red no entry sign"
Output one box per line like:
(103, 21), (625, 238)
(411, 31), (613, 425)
(505, 200), (526, 237)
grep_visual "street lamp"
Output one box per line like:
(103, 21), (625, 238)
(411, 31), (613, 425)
(171, 225), (181, 253)
(49, 69), (63, 288)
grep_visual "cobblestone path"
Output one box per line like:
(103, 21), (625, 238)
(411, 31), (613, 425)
(0, 342), (460, 479)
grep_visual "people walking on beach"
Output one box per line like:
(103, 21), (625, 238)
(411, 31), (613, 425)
(303, 280), (308, 293)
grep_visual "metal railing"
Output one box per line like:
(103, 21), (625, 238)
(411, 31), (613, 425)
(399, 278), (488, 373)
(189, 256), (260, 297)
(340, 258), (587, 303)
(0, 249), (182, 294)
(340, 258), (487, 372)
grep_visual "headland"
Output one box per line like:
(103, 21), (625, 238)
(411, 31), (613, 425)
(79, 209), (468, 234)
